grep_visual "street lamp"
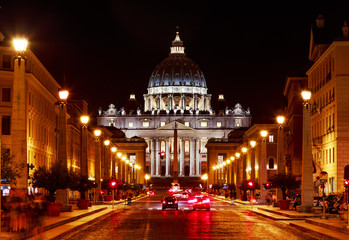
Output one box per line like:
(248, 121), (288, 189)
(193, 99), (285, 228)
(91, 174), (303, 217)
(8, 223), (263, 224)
(250, 140), (256, 181)
(298, 90), (313, 212)
(201, 173), (208, 192)
(276, 115), (286, 203)
(12, 38), (29, 191)
(94, 129), (102, 198)
(145, 174), (150, 187)
(80, 115), (89, 188)
(260, 130), (268, 204)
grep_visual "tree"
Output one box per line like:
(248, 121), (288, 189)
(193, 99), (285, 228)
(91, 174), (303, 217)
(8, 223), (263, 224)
(32, 161), (70, 202)
(268, 173), (301, 200)
(1, 148), (25, 185)
(68, 172), (93, 200)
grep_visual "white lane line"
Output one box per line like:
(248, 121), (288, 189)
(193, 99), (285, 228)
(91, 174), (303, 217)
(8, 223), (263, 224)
(211, 208), (217, 210)
(143, 221), (150, 240)
(156, 208), (162, 210)
(148, 208), (153, 210)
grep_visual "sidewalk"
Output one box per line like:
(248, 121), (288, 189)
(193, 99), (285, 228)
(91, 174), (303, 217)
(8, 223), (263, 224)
(250, 205), (349, 240)
(211, 194), (349, 239)
(0, 194), (146, 240)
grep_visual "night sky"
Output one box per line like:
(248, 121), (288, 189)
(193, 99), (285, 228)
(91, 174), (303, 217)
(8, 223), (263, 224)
(0, 1), (349, 124)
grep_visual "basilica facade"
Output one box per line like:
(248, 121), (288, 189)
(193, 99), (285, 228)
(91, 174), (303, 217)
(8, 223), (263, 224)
(97, 31), (252, 178)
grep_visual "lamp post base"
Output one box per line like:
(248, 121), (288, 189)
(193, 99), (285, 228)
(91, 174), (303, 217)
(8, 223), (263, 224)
(297, 205), (314, 213)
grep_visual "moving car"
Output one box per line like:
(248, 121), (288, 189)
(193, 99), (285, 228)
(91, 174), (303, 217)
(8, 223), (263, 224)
(188, 195), (210, 211)
(147, 190), (155, 197)
(162, 196), (178, 210)
(181, 192), (189, 199)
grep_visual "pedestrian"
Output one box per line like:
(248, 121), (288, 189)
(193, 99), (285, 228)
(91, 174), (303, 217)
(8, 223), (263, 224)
(266, 195), (271, 206)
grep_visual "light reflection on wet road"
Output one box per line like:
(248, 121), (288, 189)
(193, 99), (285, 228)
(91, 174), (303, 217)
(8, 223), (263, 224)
(61, 191), (320, 240)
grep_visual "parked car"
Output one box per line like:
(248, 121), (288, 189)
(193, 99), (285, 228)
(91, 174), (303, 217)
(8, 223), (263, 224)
(147, 190), (155, 197)
(162, 196), (178, 210)
(188, 195), (210, 211)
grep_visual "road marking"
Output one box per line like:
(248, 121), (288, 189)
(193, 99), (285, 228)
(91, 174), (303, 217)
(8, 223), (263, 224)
(143, 221), (150, 240)
(156, 208), (162, 210)
(211, 208), (216, 210)
(148, 208), (153, 210)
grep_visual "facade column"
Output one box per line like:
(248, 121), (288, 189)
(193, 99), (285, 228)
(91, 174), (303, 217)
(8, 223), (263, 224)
(189, 138), (195, 176)
(150, 138), (155, 176)
(165, 137), (170, 176)
(180, 138), (185, 176)
(195, 138), (200, 176)
(156, 138), (160, 176)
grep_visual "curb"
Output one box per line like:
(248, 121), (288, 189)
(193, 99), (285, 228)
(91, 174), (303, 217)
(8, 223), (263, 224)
(49, 209), (116, 240)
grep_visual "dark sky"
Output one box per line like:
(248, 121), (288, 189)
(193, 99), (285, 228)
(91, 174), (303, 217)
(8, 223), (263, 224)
(0, 1), (349, 124)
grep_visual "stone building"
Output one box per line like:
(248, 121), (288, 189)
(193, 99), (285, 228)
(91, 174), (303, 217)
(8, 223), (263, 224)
(307, 15), (349, 193)
(97, 30), (252, 180)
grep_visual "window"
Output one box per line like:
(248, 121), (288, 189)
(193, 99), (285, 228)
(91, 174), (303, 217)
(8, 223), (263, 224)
(160, 121), (165, 127)
(217, 122), (222, 127)
(268, 158), (275, 169)
(128, 122), (134, 127)
(235, 119), (242, 127)
(185, 122), (190, 127)
(143, 122), (149, 127)
(268, 135), (274, 143)
(2, 88), (11, 102)
(2, 116), (11, 135)
(200, 121), (207, 127)
(2, 55), (11, 69)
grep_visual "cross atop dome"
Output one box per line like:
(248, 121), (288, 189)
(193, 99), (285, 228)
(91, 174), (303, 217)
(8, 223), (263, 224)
(170, 26), (185, 55)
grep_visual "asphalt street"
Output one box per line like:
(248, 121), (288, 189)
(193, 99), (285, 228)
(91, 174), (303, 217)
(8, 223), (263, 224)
(60, 190), (321, 240)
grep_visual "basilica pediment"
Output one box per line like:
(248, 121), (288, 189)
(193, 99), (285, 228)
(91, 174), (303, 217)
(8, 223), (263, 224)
(157, 121), (194, 131)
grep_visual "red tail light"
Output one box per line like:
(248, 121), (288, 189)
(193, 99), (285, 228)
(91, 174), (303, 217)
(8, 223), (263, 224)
(174, 200), (178, 204)
(203, 198), (210, 204)
(162, 200), (166, 204)
(188, 198), (198, 204)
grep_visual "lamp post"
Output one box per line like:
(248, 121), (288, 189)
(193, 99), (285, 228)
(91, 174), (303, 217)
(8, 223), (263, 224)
(276, 115), (285, 204)
(111, 146), (117, 178)
(11, 38), (28, 191)
(145, 174), (150, 187)
(104, 139), (110, 181)
(94, 129), (102, 201)
(250, 141), (256, 180)
(201, 173), (208, 192)
(298, 90), (314, 212)
(80, 115), (89, 180)
(260, 130), (268, 204)
(242, 147), (247, 182)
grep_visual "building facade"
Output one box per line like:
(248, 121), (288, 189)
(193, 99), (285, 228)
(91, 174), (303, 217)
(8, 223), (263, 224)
(307, 15), (349, 193)
(97, 31), (252, 179)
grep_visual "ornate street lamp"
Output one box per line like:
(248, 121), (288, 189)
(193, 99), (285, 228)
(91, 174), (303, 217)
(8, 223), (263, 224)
(298, 90), (313, 212)
(94, 129), (102, 196)
(249, 140), (256, 180)
(11, 38), (28, 191)
(80, 115), (89, 184)
(260, 130), (268, 204)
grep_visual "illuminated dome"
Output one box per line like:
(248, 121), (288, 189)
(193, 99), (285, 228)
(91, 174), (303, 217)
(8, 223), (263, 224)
(143, 29), (211, 113)
(147, 31), (207, 93)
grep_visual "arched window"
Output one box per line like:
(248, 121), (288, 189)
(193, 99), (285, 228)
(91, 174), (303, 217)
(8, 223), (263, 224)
(268, 158), (274, 169)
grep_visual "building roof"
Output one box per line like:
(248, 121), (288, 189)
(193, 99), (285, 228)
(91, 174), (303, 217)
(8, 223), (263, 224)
(147, 31), (207, 91)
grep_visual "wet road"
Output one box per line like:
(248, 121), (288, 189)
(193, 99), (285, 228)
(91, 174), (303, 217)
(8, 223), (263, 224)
(61, 190), (320, 240)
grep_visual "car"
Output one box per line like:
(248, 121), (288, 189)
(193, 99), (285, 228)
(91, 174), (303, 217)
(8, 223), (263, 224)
(147, 191), (155, 197)
(188, 195), (210, 211)
(181, 192), (189, 199)
(173, 191), (182, 198)
(162, 196), (178, 210)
